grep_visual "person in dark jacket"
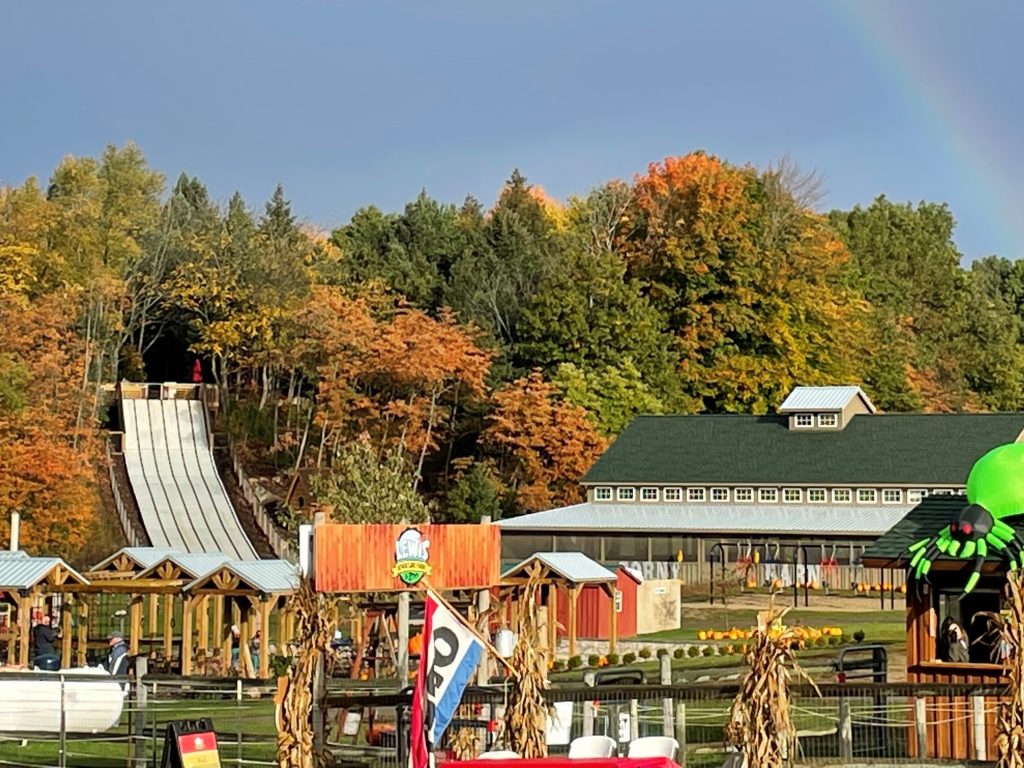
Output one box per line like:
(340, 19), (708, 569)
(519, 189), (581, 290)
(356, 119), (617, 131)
(106, 631), (129, 675)
(31, 614), (59, 670)
(939, 617), (970, 663)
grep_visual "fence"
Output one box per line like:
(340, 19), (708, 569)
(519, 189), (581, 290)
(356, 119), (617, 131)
(0, 670), (1008, 767)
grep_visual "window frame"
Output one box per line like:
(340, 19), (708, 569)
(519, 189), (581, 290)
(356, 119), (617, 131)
(616, 487), (636, 502)
(759, 488), (779, 503)
(594, 487), (613, 502)
(641, 487), (660, 502)
(782, 488), (803, 504)
(882, 489), (903, 505)
(907, 489), (928, 504)
(832, 488), (852, 504)
(817, 413), (839, 428)
(687, 487), (707, 502)
(663, 487), (682, 502)
(710, 487), (730, 503)
(807, 488), (827, 504)
(794, 413), (814, 428)
(857, 488), (878, 504)
(734, 487), (754, 503)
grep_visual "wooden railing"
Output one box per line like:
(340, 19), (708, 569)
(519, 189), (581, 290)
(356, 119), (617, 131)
(105, 436), (145, 547)
(226, 436), (297, 564)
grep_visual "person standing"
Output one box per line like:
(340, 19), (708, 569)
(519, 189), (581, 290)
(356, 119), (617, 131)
(106, 631), (129, 675)
(31, 614), (59, 670)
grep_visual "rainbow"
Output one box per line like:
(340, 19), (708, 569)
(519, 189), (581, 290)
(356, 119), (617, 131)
(830, 3), (1021, 256)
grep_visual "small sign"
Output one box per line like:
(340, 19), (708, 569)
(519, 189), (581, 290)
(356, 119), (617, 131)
(178, 732), (221, 768)
(392, 527), (432, 585)
(159, 719), (222, 768)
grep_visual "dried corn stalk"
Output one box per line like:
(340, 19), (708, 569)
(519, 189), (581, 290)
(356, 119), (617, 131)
(277, 578), (339, 768)
(993, 571), (1024, 768)
(504, 562), (550, 758)
(726, 599), (818, 768)
(451, 726), (480, 760)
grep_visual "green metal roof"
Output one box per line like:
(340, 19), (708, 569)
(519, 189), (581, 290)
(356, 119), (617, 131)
(582, 413), (1024, 486)
(861, 494), (993, 565)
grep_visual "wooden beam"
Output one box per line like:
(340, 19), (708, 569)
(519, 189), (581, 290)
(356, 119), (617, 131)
(609, 587), (618, 655)
(197, 596), (209, 656)
(129, 596), (143, 655)
(213, 596), (225, 656)
(221, 598), (233, 673)
(181, 596), (194, 676)
(259, 598), (272, 679)
(61, 598), (73, 668)
(18, 594), (31, 667)
(76, 597), (90, 667)
(546, 585), (557, 656)
(162, 594), (174, 665)
(568, 586), (580, 659)
(277, 606), (288, 655)
(149, 593), (159, 635)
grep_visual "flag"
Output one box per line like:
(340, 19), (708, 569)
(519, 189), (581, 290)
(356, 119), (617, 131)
(410, 591), (485, 768)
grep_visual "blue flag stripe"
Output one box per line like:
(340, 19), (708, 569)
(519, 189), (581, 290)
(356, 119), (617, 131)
(430, 639), (484, 744)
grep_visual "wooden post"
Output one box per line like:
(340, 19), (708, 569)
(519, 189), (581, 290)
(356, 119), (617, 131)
(240, 602), (254, 678)
(132, 657), (149, 768)
(397, 591), (410, 683)
(838, 697), (852, 759)
(162, 594), (174, 665)
(609, 587), (618, 655)
(197, 596), (209, 656)
(76, 597), (89, 667)
(221, 599), (233, 673)
(18, 594), (31, 666)
(546, 585), (558, 656)
(181, 596), (194, 676)
(148, 594), (158, 636)
(567, 585), (579, 658)
(129, 595), (143, 656)
(476, 588), (491, 686)
(61, 598), (73, 668)
(259, 598), (272, 679)
(277, 607), (289, 655)
(213, 595), (225, 661)
(660, 653), (673, 736)
(915, 697), (927, 758)
(674, 702), (687, 760)
(972, 695), (986, 761)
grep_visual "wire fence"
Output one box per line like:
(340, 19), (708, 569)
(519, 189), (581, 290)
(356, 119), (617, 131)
(0, 672), (1009, 767)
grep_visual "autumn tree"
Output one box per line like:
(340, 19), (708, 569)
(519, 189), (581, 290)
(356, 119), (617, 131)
(622, 153), (868, 413)
(312, 436), (430, 524)
(481, 370), (607, 514)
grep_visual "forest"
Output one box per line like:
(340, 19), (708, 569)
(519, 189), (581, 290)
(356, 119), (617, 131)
(3, 143), (1024, 561)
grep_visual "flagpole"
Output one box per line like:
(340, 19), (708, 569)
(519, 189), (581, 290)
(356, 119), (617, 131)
(420, 581), (515, 673)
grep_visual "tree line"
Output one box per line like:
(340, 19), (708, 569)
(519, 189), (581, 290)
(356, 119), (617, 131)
(2, 143), (1022, 559)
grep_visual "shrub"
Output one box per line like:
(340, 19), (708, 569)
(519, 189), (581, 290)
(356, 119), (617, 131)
(687, 646), (701, 658)
(827, 636), (841, 646)
(656, 648), (670, 659)
(701, 646), (715, 657)
(587, 654), (601, 668)
(639, 647), (653, 660)
(724, 644), (735, 655)
(551, 659), (566, 672)
(623, 652), (637, 664)
(606, 653), (620, 666)
(853, 629), (866, 643)
(673, 647), (686, 660)
(815, 636), (828, 648)
(567, 655), (583, 670)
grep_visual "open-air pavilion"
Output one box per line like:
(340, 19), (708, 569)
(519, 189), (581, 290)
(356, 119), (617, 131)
(1, 546), (298, 679)
(499, 552), (619, 658)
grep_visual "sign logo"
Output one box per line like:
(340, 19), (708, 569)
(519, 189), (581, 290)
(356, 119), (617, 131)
(393, 527), (431, 585)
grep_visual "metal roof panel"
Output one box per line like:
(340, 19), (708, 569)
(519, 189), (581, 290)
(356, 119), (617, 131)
(502, 552), (617, 583)
(778, 386), (875, 413)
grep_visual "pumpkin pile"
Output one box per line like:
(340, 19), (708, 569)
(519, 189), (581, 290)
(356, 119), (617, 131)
(699, 625), (843, 644)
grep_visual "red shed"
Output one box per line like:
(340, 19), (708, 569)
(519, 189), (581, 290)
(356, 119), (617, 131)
(557, 565), (640, 641)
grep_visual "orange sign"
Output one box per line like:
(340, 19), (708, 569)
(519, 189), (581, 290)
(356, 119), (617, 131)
(314, 524), (500, 592)
(177, 731), (221, 768)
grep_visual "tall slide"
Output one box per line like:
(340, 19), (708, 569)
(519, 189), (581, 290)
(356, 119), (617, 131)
(121, 397), (257, 560)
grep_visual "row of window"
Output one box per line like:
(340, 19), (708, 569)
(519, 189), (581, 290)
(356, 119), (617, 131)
(594, 486), (957, 504)
(794, 413), (838, 428)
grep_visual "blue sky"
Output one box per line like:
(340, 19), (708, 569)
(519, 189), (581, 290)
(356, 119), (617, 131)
(3, 1), (1023, 260)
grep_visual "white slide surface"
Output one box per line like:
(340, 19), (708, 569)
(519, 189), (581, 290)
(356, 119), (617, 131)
(121, 398), (257, 560)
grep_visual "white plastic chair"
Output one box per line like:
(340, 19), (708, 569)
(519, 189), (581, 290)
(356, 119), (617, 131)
(479, 751), (521, 759)
(627, 736), (679, 759)
(569, 735), (617, 758)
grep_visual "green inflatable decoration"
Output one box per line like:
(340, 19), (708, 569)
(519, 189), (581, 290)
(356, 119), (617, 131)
(909, 443), (1024, 594)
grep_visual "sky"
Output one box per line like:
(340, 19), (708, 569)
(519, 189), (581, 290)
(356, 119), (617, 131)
(3, 1), (1024, 260)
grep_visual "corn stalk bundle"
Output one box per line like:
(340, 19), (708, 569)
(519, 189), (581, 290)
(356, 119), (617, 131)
(451, 726), (480, 760)
(994, 571), (1024, 768)
(504, 562), (550, 758)
(277, 578), (339, 768)
(726, 602), (818, 768)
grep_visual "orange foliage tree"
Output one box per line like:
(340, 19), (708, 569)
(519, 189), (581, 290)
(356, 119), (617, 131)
(0, 294), (99, 559)
(481, 370), (607, 513)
